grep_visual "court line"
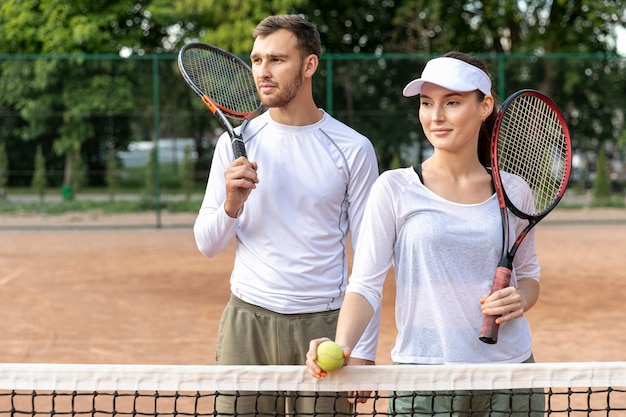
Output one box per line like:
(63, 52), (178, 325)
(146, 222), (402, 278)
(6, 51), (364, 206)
(0, 268), (24, 286)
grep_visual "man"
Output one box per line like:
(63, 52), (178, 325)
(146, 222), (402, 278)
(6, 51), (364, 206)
(193, 14), (379, 416)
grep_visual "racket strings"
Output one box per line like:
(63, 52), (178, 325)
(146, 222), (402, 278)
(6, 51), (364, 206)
(182, 48), (261, 117)
(497, 94), (569, 215)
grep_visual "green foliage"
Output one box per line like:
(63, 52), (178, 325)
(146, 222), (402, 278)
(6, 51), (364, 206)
(0, 0), (149, 194)
(388, 0), (625, 55)
(619, 129), (626, 148)
(0, 142), (8, 191)
(389, 153), (403, 170)
(592, 147), (611, 202)
(31, 145), (47, 203)
(70, 147), (87, 194)
(106, 147), (119, 203)
(0, 142), (7, 201)
(591, 147), (613, 207)
(174, 0), (308, 54)
(180, 146), (195, 203)
(0, 197), (202, 215)
(1, 0), (625, 193)
(143, 146), (157, 204)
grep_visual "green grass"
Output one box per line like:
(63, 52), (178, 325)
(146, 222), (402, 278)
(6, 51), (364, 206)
(589, 195), (626, 208)
(1, 161), (206, 215)
(0, 193), (202, 215)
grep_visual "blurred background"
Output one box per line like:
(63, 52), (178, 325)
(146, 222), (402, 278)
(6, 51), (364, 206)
(1, 0), (625, 225)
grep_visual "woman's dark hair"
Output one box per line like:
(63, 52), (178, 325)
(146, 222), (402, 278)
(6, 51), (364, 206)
(442, 51), (497, 167)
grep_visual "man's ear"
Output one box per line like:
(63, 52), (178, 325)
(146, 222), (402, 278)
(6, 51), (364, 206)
(303, 54), (318, 78)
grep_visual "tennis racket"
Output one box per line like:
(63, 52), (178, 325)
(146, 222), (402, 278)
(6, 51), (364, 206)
(178, 42), (263, 159)
(479, 89), (572, 344)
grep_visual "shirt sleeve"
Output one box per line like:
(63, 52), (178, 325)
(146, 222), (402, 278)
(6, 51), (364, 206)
(346, 174), (397, 360)
(333, 135), (379, 360)
(193, 132), (239, 258)
(346, 140), (380, 249)
(507, 174), (541, 283)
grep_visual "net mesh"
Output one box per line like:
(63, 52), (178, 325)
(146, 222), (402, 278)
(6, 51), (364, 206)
(495, 92), (570, 215)
(1, 362), (625, 416)
(180, 45), (261, 117)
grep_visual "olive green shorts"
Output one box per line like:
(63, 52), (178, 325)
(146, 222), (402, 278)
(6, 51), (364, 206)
(214, 294), (353, 417)
(388, 355), (545, 417)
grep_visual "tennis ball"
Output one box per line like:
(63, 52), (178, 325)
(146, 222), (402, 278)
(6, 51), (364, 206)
(315, 341), (345, 372)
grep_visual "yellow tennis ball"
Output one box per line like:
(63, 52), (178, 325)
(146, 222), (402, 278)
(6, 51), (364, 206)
(315, 341), (345, 372)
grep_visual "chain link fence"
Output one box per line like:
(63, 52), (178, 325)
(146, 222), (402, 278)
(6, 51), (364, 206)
(1, 52), (625, 228)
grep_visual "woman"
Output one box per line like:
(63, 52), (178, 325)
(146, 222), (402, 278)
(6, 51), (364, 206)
(305, 52), (545, 416)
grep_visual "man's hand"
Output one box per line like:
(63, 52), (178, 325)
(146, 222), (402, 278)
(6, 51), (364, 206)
(224, 157), (259, 218)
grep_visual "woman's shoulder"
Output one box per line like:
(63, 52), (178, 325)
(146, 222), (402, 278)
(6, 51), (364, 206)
(378, 166), (417, 180)
(500, 171), (532, 193)
(373, 166), (420, 191)
(500, 170), (534, 208)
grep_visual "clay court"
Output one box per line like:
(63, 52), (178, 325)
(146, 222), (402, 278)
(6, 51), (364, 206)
(1, 208), (625, 366)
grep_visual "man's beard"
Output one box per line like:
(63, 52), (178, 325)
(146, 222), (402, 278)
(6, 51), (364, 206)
(258, 68), (303, 108)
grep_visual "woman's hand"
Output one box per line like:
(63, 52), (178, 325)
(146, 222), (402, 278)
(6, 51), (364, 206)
(305, 338), (373, 404)
(305, 337), (343, 378)
(480, 286), (524, 324)
(480, 279), (540, 324)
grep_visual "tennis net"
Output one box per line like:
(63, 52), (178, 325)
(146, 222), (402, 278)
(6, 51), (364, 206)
(1, 362), (625, 416)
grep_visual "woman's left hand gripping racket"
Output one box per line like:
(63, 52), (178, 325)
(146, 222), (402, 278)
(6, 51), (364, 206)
(479, 89), (572, 344)
(178, 42), (264, 159)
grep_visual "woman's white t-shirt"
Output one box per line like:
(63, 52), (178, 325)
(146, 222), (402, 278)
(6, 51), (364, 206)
(346, 166), (540, 364)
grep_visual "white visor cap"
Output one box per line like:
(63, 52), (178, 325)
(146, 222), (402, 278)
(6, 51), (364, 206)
(403, 57), (492, 97)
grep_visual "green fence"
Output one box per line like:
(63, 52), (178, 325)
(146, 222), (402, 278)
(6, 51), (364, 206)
(0, 52), (625, 228)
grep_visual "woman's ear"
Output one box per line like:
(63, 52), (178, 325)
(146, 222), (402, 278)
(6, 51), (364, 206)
(481, 95), (495, 120)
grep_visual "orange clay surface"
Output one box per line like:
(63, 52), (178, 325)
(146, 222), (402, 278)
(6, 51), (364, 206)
(1, 208), (625, 365)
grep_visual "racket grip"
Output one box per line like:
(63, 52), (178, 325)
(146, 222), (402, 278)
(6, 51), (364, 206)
(232, 138), (247, 159)
(479, 266), (512, 344)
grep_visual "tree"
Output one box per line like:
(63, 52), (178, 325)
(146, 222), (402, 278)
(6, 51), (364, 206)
(105, 147), (119, 203)
(175, 0), (626, 171)
(0, 0), (167, 189)
(69, 146), (87, 199)
(180, 145), (195, 203)
(591, 146), (612, 206)
(385, 1), (626, 170)
(0, 143), (7, 200)
(143, 145), (157, 206)
(2, 0), (625, 180)
(31, 145), (47, 203)
(388, 1), (626, 55)
(170, 0), (307, 54)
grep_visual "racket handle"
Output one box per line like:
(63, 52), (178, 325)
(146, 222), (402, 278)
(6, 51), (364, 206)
(479, 266), (512, 344)
(232, 138), (247, 159)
